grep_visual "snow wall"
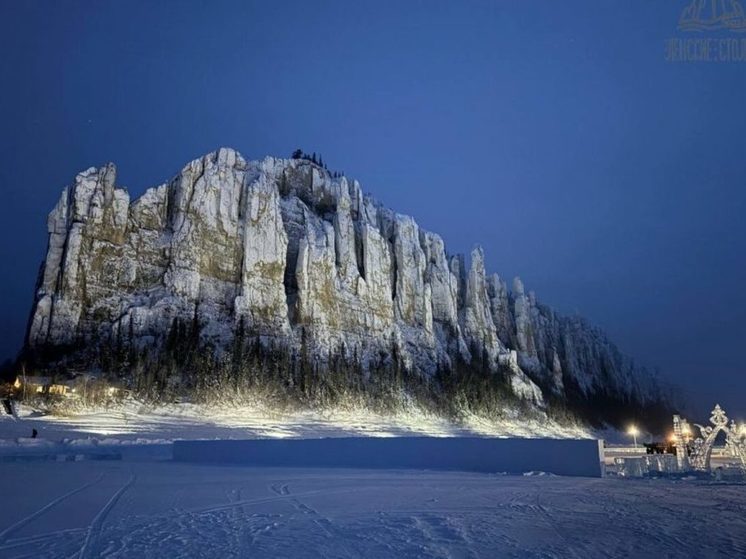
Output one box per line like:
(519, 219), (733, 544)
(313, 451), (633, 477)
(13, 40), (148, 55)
(174, 437), (605, 477)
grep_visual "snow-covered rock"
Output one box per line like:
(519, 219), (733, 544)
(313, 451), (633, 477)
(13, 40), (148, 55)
(25, 148), (664, 408)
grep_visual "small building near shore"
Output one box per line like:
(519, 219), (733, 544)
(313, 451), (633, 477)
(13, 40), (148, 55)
(13, 376), (73, 396)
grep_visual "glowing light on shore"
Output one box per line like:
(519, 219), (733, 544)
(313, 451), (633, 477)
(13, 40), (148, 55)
(627, 425), (640, 449)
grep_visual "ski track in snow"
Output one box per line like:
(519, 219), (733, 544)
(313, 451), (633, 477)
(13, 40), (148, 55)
(77, 473), (136, 559)
(268, 481), (357, 556)
(0, 473), (104, 544)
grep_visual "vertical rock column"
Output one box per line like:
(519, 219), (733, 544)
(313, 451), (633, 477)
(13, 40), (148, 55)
(28, 164), (128, 346)
(513, 277), (537, 358)
(462, 247), (503, 366)
(234, 171), (291, 335)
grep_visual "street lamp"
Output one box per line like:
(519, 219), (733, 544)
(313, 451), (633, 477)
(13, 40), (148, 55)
(628, 425), (639, 450)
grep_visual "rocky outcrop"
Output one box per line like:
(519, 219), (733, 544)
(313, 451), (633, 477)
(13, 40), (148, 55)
(26, 148), (664, 409)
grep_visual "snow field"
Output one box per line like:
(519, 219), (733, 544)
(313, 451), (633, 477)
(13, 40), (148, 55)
(2, 460), (746, 558)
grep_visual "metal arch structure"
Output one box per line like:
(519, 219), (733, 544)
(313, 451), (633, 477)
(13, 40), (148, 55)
(674, 405), (746, 472)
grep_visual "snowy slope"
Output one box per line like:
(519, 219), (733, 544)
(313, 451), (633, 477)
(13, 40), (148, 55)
(0, 402), (590, 444)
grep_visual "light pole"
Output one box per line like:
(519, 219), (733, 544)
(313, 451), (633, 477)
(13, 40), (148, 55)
(628, 425), (639, 450)
(22, 363), (27, 402)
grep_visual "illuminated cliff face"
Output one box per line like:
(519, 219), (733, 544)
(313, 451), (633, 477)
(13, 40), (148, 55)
(26, 148), (663, 408)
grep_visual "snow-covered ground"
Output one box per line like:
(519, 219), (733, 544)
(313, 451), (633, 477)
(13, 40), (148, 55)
(0, 401), (590, 445)
(2, 406), (745, 557)
(2, 459), (746, 558)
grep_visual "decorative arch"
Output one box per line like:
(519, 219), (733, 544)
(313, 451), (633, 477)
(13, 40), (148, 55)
(675, 405), (746, 471)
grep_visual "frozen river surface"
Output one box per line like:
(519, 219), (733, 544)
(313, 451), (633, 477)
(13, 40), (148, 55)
(1, 458), (746, 558)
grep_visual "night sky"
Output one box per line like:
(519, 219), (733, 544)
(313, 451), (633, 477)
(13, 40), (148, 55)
(1, 1), (744, 419)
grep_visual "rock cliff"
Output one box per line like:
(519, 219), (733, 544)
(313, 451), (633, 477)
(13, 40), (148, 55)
(26, 148), (664, 410)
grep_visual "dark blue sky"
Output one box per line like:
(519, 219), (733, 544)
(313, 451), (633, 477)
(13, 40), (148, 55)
(1, 1), (744, 419)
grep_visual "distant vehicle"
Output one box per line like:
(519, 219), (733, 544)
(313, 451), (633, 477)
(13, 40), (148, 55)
(644, 442), (676, 455)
